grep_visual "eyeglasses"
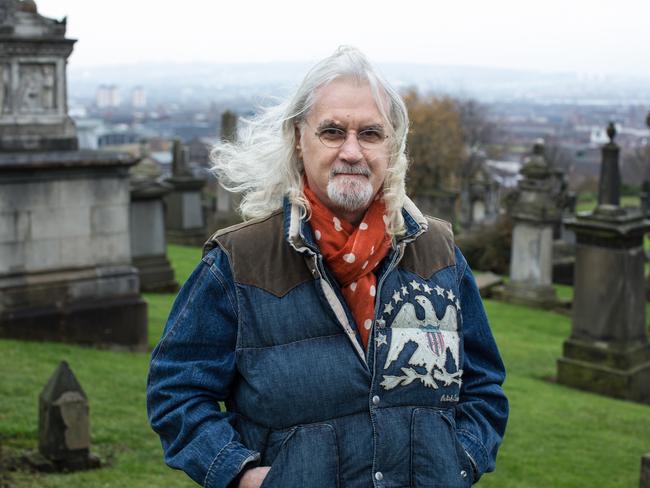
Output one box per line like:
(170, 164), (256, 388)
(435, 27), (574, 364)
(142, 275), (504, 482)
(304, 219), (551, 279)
(312, 125), (389, 150)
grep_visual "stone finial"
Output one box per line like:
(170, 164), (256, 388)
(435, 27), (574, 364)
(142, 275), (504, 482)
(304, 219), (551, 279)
(606, 122), (617, 143)
(32, 361), (99, 471)
(532, 138), (545, 156)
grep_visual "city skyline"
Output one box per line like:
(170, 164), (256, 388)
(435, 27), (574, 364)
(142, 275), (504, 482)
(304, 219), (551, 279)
(37, 0), (650, 77)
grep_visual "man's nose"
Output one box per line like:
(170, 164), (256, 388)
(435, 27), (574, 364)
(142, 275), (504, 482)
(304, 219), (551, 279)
(339, 131), (363, 162)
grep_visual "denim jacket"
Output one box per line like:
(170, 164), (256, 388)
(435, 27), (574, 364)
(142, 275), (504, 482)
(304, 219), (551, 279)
(147, 197), (508, 488)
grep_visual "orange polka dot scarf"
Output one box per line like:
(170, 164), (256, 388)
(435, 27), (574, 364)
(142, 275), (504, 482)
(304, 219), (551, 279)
(304, 185), (392, 349)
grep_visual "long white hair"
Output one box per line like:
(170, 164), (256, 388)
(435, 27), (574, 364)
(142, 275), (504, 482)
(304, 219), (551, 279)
(210, 46), (410, 236)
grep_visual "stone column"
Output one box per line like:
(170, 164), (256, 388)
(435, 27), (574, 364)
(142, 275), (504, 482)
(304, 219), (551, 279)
(130, 177), (178, 292)
(558, 123), (650, 404)
(503, 142), (560, 307)
(164, 140), (207, 246)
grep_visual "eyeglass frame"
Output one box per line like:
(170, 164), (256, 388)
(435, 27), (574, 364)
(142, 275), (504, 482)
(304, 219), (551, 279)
(301, 119), (391, 150)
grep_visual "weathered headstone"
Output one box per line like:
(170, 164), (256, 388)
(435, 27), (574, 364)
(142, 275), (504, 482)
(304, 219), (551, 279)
(26, 361), (100, 471)
(641, 453), (650, 488)
(209, 111), (242, 230)
(558, 123), (650, 404)
(0, 1), (148, 350)
(503, 142), (561, 307)
(164, 139), (207, 245)
(130, 176), (178, 292)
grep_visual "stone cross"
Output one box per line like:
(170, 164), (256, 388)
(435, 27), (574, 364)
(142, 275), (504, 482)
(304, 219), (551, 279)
(35, 361), (99, 471)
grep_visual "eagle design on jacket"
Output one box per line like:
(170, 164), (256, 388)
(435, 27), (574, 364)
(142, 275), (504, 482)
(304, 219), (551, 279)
(380, 295), (462, 391)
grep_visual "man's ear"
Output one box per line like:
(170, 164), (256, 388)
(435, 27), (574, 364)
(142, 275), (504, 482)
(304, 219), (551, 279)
(294, 125), (302, 158)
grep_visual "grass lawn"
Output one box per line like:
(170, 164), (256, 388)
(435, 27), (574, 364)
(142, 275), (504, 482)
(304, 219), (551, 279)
(1, 244), (649, 487)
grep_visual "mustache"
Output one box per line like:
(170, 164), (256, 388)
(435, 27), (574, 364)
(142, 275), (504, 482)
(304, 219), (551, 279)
(329, 164), (371, 178)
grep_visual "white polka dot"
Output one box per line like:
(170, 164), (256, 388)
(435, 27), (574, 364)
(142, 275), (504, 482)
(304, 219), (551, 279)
(364, 319), (372, 330)
(382, 215), (389, 225)
(333, 217), (342, 231)
(343, 253), (356, 263)
(359, 222), (368, 230)
(314, 229), (321, 240)
(362, 260), (369, 269)
(370, 285), (376, 297)
(350, 282), (357, 291)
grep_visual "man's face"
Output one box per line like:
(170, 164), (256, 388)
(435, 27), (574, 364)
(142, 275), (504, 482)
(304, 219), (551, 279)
(298, 78), (391, 219)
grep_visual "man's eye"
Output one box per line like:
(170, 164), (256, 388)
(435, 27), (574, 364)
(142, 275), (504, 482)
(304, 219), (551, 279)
(319, 128), (346, 141)
(358, 130), (384, 144)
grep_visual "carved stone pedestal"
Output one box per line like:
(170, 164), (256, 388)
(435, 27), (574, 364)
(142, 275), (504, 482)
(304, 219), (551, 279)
(558, 207), (650, 404)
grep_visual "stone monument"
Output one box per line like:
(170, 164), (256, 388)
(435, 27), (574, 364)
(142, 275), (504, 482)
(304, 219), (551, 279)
(0, 1), (147, 350)
(641, 453), (650, 488)
(209, 110), (242, 229)
(503, 142), (561, 307)
(27, 361), (100, 471)
(130, 175), (178, 292)
(558, 123), (650, 404)
(163, 139), (207, 246)
(0, 0), (77, 151)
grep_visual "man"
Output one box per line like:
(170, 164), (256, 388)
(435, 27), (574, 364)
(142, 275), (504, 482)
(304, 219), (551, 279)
(147, 46), (508, 488)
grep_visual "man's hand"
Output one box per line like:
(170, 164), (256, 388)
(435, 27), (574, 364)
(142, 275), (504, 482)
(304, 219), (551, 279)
(238, 466), (271, 488)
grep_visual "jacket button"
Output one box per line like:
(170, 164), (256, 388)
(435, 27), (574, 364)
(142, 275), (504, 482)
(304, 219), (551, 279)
(374, 471), (383, 481)
(460, 470), (468, 479)
(372, 395), (380, 405)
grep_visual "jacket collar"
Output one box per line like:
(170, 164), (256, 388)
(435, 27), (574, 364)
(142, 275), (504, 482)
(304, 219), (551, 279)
(284, 195), (429, 253)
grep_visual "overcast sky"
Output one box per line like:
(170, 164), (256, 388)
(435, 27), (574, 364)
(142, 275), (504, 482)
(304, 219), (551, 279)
(37, 0), (650, 77)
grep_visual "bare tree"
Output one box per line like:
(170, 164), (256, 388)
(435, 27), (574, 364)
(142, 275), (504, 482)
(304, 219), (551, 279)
(456, 99), (495, 183)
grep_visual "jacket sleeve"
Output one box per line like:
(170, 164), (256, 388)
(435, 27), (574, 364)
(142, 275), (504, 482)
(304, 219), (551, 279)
(454, 246), (509, 481)
(146, 247), (260, 488)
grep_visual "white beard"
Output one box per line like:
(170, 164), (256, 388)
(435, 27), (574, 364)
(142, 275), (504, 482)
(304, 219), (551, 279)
(327, 174), (373, 212)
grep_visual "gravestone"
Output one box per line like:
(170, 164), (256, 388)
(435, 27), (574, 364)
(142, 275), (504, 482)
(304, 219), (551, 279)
(210, 111), (242, 230)
(0, 0), (77, 151)
(0, 1), (147, 350)
(130, 176), (178, 292)
(460, 164), (500, 230)
(558, 123), (650, 404)
(27, 361), (100, 471)
(164, 139), (207, 245)
(641, 453), (650, 488)
(503, 142), (561, 307)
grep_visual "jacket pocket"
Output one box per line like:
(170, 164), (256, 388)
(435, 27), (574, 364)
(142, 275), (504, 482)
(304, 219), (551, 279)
(260, 423), (340, 488)
(410, 408), (472, 488)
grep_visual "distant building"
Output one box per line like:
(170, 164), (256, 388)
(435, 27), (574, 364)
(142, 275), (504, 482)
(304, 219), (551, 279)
(96, 84), (120, 108)
(132, 86), (146, 108)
